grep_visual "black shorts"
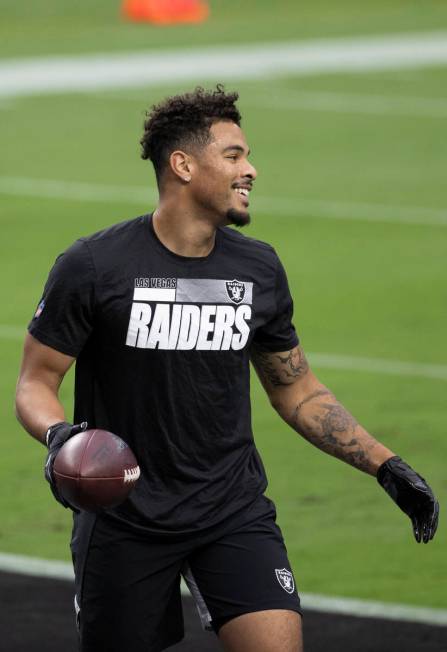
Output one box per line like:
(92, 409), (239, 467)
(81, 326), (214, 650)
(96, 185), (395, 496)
(73, 496), (301, 652)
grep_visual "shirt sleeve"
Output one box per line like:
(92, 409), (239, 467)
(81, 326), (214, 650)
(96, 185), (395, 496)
(252, 254), (299, 352)
(28, 239), (96, 357)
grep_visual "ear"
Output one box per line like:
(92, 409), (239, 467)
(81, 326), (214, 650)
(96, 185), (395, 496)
(169, 150), (193, 183)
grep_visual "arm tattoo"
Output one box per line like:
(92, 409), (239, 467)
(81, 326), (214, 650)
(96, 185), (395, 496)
(252, 344), (382, 474)
(294, 389), (333, 413)
(292, 394), (378, 473)
(252, 346), (309, 387)
(276, 348), (309, 378)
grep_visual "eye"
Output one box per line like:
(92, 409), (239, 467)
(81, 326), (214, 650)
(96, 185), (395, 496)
(226, 155), (238, 160)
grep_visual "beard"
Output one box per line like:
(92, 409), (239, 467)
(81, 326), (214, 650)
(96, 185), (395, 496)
(226, 208), (251, 228)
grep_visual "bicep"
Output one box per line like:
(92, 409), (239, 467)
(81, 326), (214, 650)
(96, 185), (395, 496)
(17, 333), (75, 392)
(250, 344), (319, 406)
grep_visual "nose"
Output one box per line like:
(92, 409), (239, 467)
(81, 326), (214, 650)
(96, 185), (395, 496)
(244, 160), (257, 181)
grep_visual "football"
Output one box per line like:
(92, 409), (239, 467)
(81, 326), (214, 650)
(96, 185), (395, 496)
(53, 429), (140, 511)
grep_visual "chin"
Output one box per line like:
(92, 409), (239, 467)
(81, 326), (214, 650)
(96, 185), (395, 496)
(226, 208), (251, 228)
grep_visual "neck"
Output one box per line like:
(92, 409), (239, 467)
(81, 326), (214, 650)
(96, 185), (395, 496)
(152, 196), (217, 258)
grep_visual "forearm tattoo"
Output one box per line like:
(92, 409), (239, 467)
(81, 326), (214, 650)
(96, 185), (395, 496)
(292, 393), (378, 473)
(252, 346), (309, 387)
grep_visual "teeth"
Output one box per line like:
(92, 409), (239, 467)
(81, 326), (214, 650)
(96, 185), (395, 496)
(235, 188), (249, 197)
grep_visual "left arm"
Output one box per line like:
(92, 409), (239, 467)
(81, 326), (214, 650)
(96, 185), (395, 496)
(251, 344), (439, 542)
(250, 344), (393, 475)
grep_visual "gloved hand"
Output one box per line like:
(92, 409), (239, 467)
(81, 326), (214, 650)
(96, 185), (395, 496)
(45, 421), (88, 508)
(377, 456), (439, 543)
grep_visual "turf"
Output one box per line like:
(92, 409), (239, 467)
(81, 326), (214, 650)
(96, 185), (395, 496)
(2, 1), (447, 59)
(1, 2), (446, 610)
(4, 572), (447, 652)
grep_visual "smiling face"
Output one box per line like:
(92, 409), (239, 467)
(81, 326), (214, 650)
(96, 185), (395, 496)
(188, 120), (257, 227)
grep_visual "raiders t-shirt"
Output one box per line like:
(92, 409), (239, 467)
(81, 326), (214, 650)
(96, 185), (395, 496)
(29, 214), (298, 534)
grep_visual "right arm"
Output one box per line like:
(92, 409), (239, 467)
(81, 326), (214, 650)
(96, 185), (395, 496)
(15, 333), (75, 444)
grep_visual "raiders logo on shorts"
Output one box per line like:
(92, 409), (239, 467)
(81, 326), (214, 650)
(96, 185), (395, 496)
(275, 568), (295, 594)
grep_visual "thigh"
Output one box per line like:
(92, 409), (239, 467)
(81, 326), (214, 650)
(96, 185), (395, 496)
(219, 609), (302, 652)
(77, 516), (185, 652)
(185, 505), (302, 635)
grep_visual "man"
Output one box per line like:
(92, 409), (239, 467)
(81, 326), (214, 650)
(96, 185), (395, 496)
(16, 86), (438, 652)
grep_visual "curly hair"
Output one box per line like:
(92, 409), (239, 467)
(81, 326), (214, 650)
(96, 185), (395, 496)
(140, 85), (241, 184)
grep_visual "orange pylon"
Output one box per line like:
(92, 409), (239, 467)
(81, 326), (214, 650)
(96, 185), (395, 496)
(122, 0), (209, 24)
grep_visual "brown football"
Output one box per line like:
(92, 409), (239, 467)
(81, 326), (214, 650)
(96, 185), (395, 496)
(53, 429), (140, 511)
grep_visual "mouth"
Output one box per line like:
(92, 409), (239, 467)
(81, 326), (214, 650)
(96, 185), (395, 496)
(233, 186), (251, 207)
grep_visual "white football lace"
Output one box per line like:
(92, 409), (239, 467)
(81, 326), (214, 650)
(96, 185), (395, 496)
(123, 466), (141, 483)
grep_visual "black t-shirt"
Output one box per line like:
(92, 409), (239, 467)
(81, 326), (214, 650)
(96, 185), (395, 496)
(29, 214), (298, 534)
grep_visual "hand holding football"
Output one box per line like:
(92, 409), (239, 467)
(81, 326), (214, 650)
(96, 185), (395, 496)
(53, 429), (140, 511)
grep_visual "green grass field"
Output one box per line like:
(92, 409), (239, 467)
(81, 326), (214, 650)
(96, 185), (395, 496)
(1, 0), (447, 58)
(1, 1), (446, 610)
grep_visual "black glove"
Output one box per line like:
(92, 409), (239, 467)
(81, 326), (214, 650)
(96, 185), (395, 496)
(45, 421), (88, 508)
(377, 456), (439, 543)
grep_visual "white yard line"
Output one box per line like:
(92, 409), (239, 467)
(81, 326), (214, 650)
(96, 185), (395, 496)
(93, 89), (447, 119)
(247, 91), (447, 119)
(2, 32), (447, 98)
(253, 196), (447, 227)
(0, 324), (26, 339)
(2, 326), (446, 381)
(309, 353), (447, 381)
(1, 176), (446, 227)
(301, 593), (447, 627)
(0, 176), (157, 204)
(0, 552), (445, 626)
(0, 552), (75, 581)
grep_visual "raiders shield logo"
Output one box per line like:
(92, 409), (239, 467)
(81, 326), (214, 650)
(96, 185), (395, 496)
(226, 279), (245, 304)
(275, 568), (295, 594)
